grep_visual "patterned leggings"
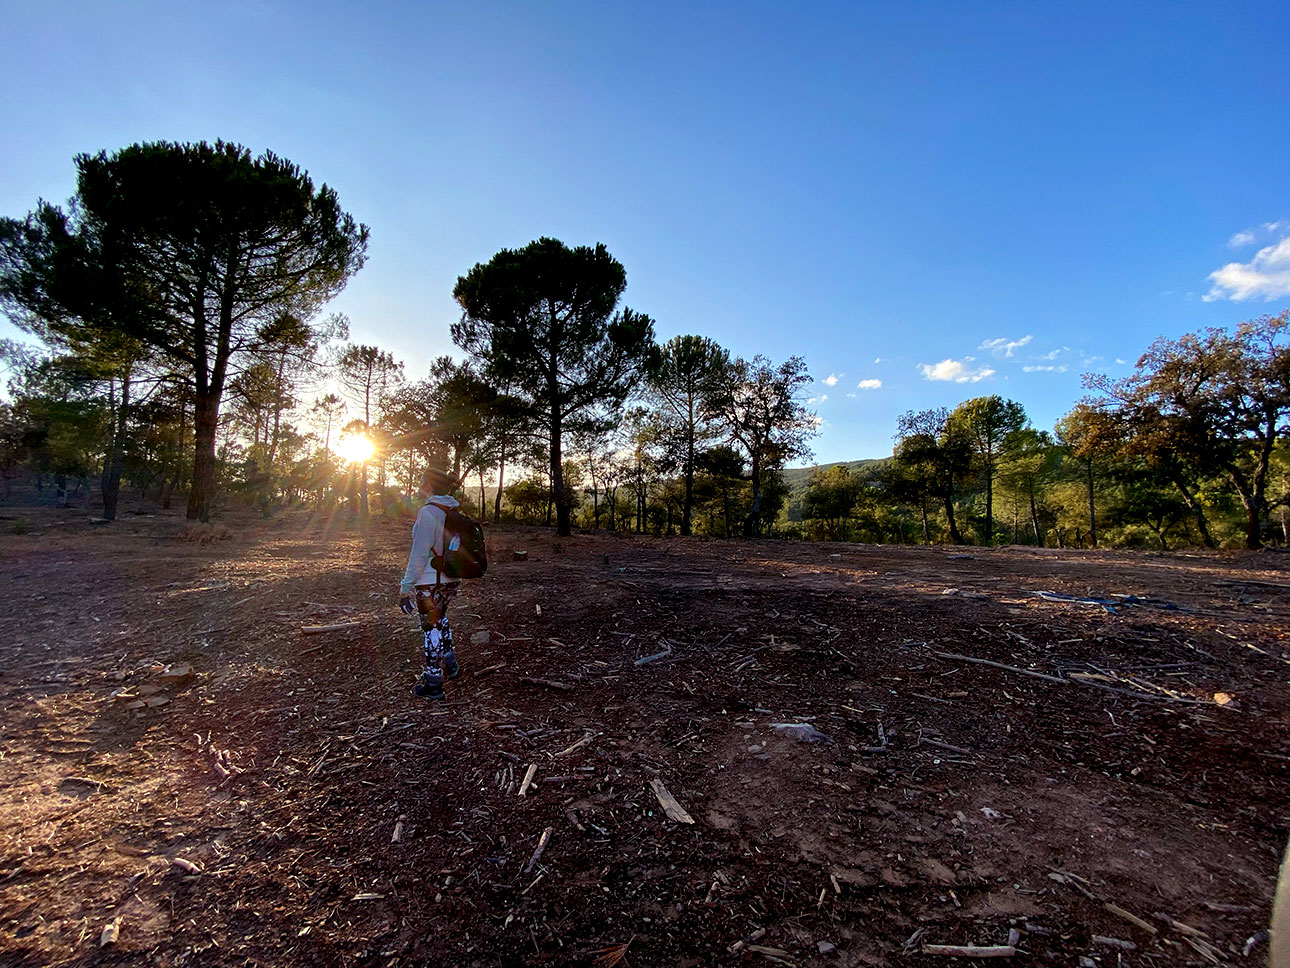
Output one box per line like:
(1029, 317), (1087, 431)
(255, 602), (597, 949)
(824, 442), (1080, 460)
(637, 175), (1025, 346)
(415, 583), (459, 676)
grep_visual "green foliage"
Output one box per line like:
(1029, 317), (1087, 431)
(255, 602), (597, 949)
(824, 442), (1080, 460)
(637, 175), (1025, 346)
(709, 354), (817, 536)
(947, 395), (1028, 545)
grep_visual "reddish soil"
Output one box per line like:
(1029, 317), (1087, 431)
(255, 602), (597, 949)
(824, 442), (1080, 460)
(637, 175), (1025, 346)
(1, 507), (1287, 967)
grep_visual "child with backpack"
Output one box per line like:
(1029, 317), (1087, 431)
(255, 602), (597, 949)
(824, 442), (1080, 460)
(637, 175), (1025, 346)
(398, 465), (487, 700)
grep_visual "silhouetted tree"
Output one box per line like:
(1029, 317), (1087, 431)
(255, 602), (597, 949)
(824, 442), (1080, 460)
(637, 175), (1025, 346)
(452, 237), (655, 536)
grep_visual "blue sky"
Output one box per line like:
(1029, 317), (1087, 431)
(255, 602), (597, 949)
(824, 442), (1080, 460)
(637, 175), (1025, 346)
(2, 1), (1288, 463)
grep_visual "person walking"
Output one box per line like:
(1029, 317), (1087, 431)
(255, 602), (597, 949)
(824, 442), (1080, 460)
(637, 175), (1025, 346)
(399, 465), (465, 700)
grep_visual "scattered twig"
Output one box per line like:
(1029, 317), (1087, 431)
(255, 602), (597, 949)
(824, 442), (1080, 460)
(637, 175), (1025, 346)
(524, 826), (553, 872)
(919, 736), (972, 756)
(556, 733), (596, 757)
(634, 644), (673, 666)
(1103, 902), (1158, 935)
(518, 763), (538, 796)
(933, 651), (1067, 684)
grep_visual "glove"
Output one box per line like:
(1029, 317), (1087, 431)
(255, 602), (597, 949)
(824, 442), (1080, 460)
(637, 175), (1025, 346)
(399, 593), (416, 615)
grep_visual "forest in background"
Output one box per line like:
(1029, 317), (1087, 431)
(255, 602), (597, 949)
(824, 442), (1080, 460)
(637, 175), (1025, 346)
(1, 141), (1288, 551)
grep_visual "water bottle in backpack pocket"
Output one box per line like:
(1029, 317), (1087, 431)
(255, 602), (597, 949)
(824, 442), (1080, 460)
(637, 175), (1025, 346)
(430, 504), (488, 579)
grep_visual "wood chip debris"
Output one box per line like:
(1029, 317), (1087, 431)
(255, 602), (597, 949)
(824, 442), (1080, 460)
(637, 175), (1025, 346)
(100, 917), (121, 946)
(649, 778), (695, 824)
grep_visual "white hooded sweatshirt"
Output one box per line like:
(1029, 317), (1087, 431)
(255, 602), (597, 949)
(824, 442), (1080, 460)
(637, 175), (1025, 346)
(400, 494), (461, 593)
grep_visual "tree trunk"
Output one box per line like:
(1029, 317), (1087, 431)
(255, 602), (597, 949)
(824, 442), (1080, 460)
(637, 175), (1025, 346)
(1167, 470), (1216, 549)
(187, 391), (220, 522)
(743, 457), (762, 537)
(1240, 496), (1264, 551)
(101, 373), (131, 522)
(983, 467), (994, 546)
(494, 454), (506, 523)
(1029, 480), (1043, 548)
(920, 499), (930, 544)
(681, 422), (695, 535)
(944, 491), (964, 545)
(1086, 459), (1097, 547)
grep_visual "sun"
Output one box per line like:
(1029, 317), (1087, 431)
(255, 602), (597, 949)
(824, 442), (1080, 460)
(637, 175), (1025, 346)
(335, 433), (375, 463)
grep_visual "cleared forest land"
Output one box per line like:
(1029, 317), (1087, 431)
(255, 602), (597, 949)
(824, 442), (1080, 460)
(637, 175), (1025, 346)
(1, 508), (1287, 967)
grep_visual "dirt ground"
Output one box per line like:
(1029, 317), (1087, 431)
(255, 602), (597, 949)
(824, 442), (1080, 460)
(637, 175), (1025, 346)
(1, 506), (1287, 967)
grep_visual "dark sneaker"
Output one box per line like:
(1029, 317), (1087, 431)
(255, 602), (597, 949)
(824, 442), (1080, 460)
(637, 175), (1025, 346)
(443, 652), (460, 680)
(413, 673), (444, 700)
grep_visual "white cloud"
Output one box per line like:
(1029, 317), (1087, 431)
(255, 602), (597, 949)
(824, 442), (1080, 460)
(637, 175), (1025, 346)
(1227, 220), (1287, 249)
(1022, 364), (1068, 373)
(1037, 346), (1069, 361)
(1114, 358), (1127, 365)
(856, 379), (882, 390)
(823, 373), (840, 386)
(845, 392), (858, 399)
(979, 335), (1034, 358)
(1205, 236), (1290, 302)
(873, 357), (882, 364)
(919, 359), (996, 383)
(807, 394), (829, 404)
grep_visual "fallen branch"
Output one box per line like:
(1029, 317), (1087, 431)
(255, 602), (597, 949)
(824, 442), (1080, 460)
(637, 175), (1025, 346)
(921, 944), (1015, 957)
(300, 621), (363, 635)
(933, 651), (1067, 684)
(519, 677), (574, 692)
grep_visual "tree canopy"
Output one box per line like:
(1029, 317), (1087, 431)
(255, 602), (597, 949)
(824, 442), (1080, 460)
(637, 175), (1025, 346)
(0, 140), (368, 520)
(452, 237), (655, 536)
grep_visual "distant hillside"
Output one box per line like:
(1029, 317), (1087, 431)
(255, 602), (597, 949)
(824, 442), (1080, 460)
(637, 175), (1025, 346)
(780, 458), (886, 489)
(780, 458), (889, 522)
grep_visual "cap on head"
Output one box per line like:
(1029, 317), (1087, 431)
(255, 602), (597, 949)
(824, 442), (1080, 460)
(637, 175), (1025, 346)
(418, 465), (461, 496)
